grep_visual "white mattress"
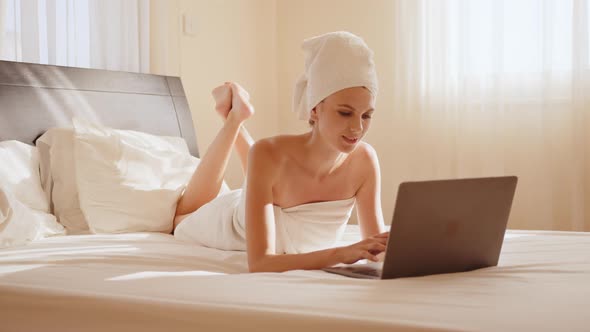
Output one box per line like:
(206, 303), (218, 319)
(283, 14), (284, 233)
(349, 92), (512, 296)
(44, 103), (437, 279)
(1, 226), (589, 332)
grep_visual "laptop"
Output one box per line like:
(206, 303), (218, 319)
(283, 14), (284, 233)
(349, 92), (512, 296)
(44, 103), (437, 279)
(323, 176), (518, 279)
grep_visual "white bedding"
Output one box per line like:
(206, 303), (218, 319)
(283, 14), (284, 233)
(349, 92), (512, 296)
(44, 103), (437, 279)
(1, 226), (589, 332)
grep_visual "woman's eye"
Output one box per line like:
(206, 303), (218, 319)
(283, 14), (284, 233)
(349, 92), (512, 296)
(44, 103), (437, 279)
(338, 111), (352, 116)
(363, 114), (372, 119)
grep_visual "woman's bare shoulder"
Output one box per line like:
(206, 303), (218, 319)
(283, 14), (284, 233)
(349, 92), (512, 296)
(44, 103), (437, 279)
(348, 141), (380, 178)
(353, 141), (379, 162)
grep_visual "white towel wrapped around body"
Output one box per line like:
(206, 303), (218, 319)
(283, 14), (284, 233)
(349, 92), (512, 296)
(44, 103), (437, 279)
(174, 186), (355, 254)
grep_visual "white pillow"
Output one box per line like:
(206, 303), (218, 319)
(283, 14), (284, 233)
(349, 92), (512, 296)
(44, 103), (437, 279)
(0, 187), (65, 248)
(0, 140), (49, 212)
(37, 128), (90, 234)
(73, 119), (225, 234)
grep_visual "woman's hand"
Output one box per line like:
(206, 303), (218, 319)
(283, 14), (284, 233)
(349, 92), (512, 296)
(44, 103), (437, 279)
(336, 232), (389, 264)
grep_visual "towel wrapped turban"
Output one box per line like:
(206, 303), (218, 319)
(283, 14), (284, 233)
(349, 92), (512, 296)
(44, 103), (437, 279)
(292, 31), (379, 121)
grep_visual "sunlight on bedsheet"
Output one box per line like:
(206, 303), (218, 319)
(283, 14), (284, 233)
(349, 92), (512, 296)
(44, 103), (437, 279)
(0, 245), (138, 257)
(0, 264), (46, 276)
(108, 270), (226, 281)
(78, 233), (155, 240)
(505, 233), (534, 239)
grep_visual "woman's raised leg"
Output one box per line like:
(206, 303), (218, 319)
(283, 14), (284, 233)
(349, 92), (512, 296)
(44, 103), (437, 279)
(174, 83), (254, 227)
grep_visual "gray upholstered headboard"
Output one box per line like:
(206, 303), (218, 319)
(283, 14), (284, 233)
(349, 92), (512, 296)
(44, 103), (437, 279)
(0, 60), (199, 157)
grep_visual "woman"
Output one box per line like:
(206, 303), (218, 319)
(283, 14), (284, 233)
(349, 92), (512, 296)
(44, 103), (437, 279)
(173, 31), (388, 272)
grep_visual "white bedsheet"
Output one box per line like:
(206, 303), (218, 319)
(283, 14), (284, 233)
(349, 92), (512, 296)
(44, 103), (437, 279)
(0, 227), (589, 332)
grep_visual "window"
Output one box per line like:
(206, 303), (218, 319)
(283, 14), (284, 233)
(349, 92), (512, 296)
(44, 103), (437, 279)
(418, 0), (586, 77)
(1, 0), (148, 73)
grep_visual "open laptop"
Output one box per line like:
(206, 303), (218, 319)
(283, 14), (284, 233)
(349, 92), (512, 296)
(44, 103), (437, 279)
(323, 176), (518, 279)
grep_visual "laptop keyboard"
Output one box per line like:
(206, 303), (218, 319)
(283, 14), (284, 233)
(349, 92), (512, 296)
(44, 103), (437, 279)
(349, 266), (381, 277)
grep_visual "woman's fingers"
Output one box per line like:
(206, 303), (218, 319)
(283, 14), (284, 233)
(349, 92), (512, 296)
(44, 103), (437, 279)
(366, 242), (386, 254)
(356, 242), (387, 262)
(362, 251), (379, 262)
(374, 231), (389, 238)
(358, 237), (387, 247)
(366, 237), (387, 246)
(342, 236), (389, 264)
(374, 243), (387, 251)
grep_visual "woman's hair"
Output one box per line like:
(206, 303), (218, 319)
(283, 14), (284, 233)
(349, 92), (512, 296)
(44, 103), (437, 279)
(308, 87), (372, 127)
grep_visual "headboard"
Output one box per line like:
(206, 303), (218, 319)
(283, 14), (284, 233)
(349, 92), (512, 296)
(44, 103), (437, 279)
(0, 60), (199, 157)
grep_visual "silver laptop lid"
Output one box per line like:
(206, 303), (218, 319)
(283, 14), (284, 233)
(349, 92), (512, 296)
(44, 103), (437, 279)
(381, 176), (518, 279)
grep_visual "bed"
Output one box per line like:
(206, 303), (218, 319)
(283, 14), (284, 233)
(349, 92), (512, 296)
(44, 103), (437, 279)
(1, 60), (589, 332)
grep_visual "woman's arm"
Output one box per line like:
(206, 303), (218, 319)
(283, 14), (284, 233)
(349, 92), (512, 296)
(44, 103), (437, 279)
(355, 143), (386, 239)
(243, 140), (278, 271)
(245, 140), (387, 273)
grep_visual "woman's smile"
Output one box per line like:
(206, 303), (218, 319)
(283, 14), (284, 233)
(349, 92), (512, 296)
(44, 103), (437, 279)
(342, 135), (359, 144)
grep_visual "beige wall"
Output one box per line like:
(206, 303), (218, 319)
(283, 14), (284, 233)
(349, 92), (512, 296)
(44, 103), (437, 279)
(149, 0), (181, 77)
(151, 0), (278, 189)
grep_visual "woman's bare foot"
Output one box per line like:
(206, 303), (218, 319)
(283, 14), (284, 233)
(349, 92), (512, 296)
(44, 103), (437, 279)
(227, 83), (254, 123)
(211, 82), (232, 119)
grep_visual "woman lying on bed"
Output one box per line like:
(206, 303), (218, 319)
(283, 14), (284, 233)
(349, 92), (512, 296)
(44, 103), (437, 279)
(173, 31), (388, 273)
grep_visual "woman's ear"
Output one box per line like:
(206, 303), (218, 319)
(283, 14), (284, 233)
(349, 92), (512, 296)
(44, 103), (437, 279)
(310, 106), (319, 122)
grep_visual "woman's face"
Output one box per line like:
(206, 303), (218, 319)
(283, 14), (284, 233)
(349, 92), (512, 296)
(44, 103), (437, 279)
(312, 87), (375, 153)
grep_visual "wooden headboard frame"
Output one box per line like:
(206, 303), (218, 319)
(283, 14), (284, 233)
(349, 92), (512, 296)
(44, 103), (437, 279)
(0, 60), (199, 157)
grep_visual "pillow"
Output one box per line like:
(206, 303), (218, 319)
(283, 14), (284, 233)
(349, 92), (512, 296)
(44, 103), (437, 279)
(37, 129), (90, 234)
(0, 140), (49, 212)
(0, 187), (65, 248)
(73, 119), (228, 234)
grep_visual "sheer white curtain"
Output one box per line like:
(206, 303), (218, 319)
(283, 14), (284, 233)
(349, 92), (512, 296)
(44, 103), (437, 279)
(0, 0), (149, 73)
(392, 0), (590, 231)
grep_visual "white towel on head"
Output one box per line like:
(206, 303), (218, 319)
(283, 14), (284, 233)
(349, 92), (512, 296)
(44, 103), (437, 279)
(292, 31), (379, 121)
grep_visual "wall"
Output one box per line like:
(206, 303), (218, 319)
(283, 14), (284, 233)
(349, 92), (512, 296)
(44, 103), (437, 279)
(151, 0), (278, 189)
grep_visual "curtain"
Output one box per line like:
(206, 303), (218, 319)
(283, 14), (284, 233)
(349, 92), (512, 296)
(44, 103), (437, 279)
(0, 0), (150, 73)
(392, 0), (590, 231)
